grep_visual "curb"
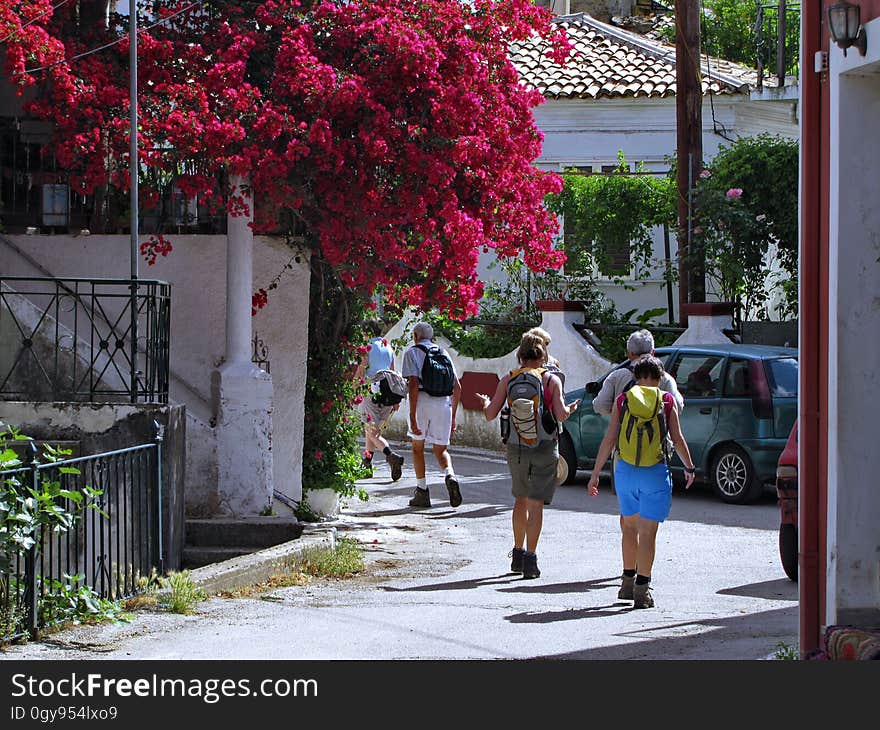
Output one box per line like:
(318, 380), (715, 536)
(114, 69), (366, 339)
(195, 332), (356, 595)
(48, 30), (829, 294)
(185, 524), (338, 595)
(357, 438), (508, 465)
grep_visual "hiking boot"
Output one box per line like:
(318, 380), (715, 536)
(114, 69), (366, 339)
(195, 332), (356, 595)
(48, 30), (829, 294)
(361, 455), (373, 478)
(521, 550), (540, 579)
(445, 473), (462, 507)
(618, 574), (635, 600)
(408, 487), (431, 509)
(633, 583), (655, 609)
(509, 547), (525, 573)
(386, 452), (405, 482)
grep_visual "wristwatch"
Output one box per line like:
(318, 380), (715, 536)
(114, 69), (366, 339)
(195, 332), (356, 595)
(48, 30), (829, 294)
(684, 466), (696, 474)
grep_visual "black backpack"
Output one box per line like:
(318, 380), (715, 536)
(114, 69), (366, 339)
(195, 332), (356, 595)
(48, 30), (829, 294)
(370, 369), (407, 407)
(415, 344), (455, 397)
(616, 360), (636, 394)
(540, 364), (566, 435)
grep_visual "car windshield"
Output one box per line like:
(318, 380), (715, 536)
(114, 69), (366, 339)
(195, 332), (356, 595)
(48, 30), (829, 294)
(767, 357), (798, 396)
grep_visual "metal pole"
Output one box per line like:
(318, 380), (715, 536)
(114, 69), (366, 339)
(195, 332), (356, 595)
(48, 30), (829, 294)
(129, 0), (139, 403)
(129, 0), (139, 278)
(663, 222), (675, 324)
(755, 5), (765, 92)
(776, 0), (787, 87)
(153, 420), (165, 575)
(24, 442), (39, 640)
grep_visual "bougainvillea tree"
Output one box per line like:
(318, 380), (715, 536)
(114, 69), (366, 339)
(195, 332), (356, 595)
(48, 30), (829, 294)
(3, 0), (571, 496)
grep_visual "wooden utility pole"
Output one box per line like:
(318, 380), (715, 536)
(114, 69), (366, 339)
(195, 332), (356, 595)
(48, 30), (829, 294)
(674, 0), (705, 318)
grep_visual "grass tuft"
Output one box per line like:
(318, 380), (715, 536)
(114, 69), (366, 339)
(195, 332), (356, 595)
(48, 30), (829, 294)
(773, 641), (799, 660)
(219, 536), (365, 599)
(157, 571), (207, 615)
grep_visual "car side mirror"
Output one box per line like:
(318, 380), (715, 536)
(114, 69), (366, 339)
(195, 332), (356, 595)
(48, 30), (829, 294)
(586, 381), (600, 395)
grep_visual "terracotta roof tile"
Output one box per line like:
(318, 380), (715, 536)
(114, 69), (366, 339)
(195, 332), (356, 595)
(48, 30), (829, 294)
(511, 13), (756, 100)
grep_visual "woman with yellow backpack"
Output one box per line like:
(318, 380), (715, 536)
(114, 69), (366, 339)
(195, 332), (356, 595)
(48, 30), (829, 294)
(587, 355), (697, 609)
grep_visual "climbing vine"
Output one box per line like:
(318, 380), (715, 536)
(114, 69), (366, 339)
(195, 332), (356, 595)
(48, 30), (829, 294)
(546, 152), (675, 284)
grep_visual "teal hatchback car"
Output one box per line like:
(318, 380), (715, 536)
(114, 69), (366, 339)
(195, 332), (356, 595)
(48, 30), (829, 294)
(558, 343), (798, 504)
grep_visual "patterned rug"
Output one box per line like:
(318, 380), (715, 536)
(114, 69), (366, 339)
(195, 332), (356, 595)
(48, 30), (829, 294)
(807, 625), (880, 660)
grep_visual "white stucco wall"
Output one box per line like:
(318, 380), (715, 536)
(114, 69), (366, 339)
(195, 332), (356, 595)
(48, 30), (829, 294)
(826, 22), (880, 625)
(1, 233), (310, 513)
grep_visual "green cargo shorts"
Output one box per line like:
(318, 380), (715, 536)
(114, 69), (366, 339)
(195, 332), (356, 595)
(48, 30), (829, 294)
(506, 439), (559, 504)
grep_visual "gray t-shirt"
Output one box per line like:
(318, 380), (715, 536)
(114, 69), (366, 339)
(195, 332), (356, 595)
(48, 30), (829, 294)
(592, 365), (684, 416)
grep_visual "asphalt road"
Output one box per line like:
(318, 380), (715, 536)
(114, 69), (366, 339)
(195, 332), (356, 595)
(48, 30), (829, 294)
(0, 446), (798, 660)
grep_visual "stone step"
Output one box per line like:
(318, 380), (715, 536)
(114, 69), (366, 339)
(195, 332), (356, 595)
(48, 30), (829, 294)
(181, 545), (266, 570)
(185, 517), (303, 549)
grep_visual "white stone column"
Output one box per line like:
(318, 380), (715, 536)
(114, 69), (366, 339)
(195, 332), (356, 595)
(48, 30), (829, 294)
(536, 300), (611, 391)
(672, 302), (735, 345)
(211, 175), (275, 516)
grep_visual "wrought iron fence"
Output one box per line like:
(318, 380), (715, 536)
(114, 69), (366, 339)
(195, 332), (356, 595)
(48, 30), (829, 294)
(0, 276), (170, 403)
(756, 2), (801, 89)
(1, 432), (163, 642)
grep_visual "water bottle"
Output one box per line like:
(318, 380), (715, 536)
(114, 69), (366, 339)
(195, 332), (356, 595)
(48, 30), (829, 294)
(500, 406), (511, 444)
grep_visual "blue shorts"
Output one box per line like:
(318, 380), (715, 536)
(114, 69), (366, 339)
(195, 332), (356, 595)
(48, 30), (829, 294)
(613, 459), (672, 522)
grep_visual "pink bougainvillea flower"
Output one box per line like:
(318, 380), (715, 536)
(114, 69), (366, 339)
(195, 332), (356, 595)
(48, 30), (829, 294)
(5, 0), (571, 323)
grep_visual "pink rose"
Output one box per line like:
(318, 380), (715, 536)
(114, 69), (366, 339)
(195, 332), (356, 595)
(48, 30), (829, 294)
(726, 188), (743, 199)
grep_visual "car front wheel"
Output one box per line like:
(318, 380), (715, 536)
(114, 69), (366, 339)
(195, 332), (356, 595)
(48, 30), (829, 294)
(710, 444), (763, 504)
(558, 431), (578, 486)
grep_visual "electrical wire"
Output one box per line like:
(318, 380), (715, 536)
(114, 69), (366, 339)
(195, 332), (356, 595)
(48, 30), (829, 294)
(698, 0), (736, 141)
(0, 0), (76, 46)
(13, 0), (205, 77)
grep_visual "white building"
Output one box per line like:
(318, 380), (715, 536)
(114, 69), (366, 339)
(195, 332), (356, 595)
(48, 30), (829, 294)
(479, 13), (799, 322)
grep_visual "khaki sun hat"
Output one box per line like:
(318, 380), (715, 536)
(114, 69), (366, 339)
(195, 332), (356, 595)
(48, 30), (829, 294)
(555, 456), (569, 486)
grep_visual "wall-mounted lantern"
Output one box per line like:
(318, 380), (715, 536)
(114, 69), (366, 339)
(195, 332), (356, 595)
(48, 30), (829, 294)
(827, 1), (868, 56)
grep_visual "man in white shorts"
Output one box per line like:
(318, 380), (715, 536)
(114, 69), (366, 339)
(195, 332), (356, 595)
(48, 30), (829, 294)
(401, 321), (462, 509)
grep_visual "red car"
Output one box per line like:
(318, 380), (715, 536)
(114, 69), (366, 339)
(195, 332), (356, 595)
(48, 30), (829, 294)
(776, 420), (798, 581)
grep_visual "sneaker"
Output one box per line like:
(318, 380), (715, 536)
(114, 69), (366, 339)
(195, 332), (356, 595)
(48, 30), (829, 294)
(509, 547), (525, 573)
(618, 574), (635, 600)
(361, 455), (373, 478)
(633, 583), (654, 609)
(445, 473), (462, 507)
(408, 487), (431, 509)
(386, 452), (405, 482)
(521, 550), (540, 579)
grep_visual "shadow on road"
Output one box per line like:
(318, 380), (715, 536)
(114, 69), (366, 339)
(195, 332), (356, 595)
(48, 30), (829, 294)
(506, 603), (631, 623)
(717, 578), (797, 601)
(533, 605), (799, 659)
(496, 577), (621, 595)
(380, 573), (520, 592)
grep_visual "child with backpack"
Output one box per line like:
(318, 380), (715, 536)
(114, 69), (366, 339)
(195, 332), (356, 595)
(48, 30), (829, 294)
(476, 332), (581, 579)
(355, 320), (406, 481)
(587, 355), (696, 609)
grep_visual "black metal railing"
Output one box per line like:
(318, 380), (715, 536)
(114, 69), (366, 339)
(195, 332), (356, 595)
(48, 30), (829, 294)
(1, 431), (163, 642)
(756, 2), (801, 89)
(0, 276), (170, 403)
